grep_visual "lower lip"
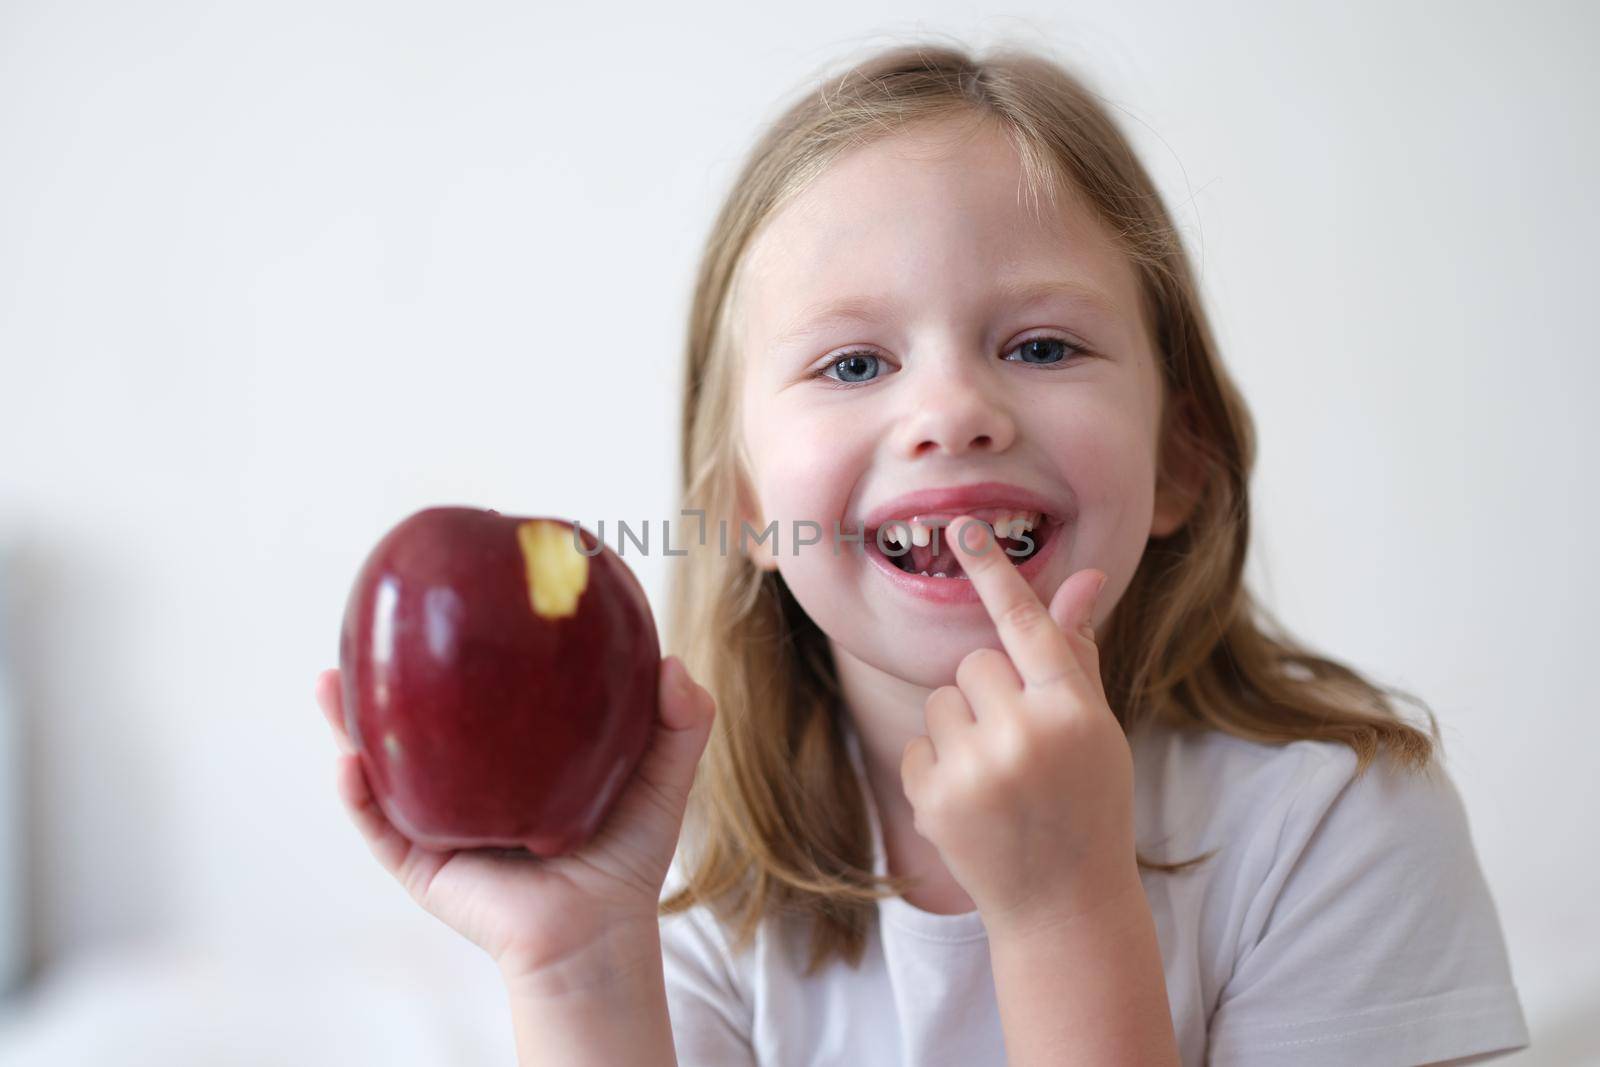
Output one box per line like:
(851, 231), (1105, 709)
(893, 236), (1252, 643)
(862, 519), (1066, 605)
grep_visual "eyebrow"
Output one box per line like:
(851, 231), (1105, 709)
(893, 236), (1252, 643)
(766, 277), (1124, 352)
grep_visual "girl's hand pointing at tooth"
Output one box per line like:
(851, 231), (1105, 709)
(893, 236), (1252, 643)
(899, 515), (1139, 937)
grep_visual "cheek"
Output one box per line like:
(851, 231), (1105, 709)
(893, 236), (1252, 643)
(1038, 401), (1159, 529)
(745, 398), (863, 526)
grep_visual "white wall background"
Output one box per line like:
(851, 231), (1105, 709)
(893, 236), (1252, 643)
(1, 0), (1595, 1062)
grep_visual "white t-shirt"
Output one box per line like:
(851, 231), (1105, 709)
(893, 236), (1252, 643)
(659, 713), (1530, 1066)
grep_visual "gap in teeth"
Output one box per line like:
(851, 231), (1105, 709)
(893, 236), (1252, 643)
(881, 510), (1043, 548)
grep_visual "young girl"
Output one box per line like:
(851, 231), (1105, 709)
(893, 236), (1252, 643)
(315, 40), (1531, 1065)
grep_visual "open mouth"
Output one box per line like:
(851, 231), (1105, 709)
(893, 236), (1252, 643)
(865, 510), (1063, 579)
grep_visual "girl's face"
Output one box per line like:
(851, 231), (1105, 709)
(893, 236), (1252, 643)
(736, 115), (1192, 690)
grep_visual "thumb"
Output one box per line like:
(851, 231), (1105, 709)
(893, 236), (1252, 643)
(633, 655), (716, 811)
(1047, 568), (1106, 639)
(1047, 569), (1108, 698)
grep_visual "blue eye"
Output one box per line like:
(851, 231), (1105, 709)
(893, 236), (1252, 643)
(1004, 336), (1085, 365)
(823, 352), (883, 384)
(815, 335), (1089, 388)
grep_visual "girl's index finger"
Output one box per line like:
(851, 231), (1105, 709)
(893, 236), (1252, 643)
(947, 515), (1081, 690)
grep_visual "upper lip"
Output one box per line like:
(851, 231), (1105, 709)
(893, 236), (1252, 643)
(860, 481), (1070, 531)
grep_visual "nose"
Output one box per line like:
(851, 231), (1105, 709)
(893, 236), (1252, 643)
(892, 356), (1017, 459)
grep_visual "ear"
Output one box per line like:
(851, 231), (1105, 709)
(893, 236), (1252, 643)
(1150, 391), (1208, 540)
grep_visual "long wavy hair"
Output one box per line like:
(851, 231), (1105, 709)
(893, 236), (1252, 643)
(657, 37), (1440, 977)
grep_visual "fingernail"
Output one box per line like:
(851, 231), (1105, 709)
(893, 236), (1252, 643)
(954, 516), (988, 552)
(1094, 572), (1108, 605)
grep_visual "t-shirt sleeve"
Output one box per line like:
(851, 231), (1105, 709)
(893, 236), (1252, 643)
(1205, 744), (1531, 1066)
(657, 879), (757, 1066)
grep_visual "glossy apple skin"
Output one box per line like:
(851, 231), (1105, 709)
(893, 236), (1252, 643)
(338, 506), (659, 856)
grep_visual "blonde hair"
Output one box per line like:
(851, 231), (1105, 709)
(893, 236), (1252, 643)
(658, 37), (1440, 976)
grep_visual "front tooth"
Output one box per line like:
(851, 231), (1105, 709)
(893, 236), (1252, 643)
(910, 520), (932, 548)
(1006, 512), (1039, 538)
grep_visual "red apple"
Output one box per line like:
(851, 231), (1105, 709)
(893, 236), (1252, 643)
(338, 506), (659, 856)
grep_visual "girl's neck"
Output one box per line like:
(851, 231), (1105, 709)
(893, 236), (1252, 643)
(829, 640), (978, 915)
(829, 640), (931, 791)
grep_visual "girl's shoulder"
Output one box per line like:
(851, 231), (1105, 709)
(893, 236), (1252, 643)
(1129, 715), (1464, 874)
(1134, 715), (1528, 1057)
(1143, 722), (1532, 1062)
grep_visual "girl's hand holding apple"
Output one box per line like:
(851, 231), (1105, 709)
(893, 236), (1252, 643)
(315, 655), (714, 989)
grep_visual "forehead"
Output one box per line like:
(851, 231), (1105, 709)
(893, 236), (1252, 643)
(739, 117), (1142, 346)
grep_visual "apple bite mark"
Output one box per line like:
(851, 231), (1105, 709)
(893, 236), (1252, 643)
(516, 520), (590, 619)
